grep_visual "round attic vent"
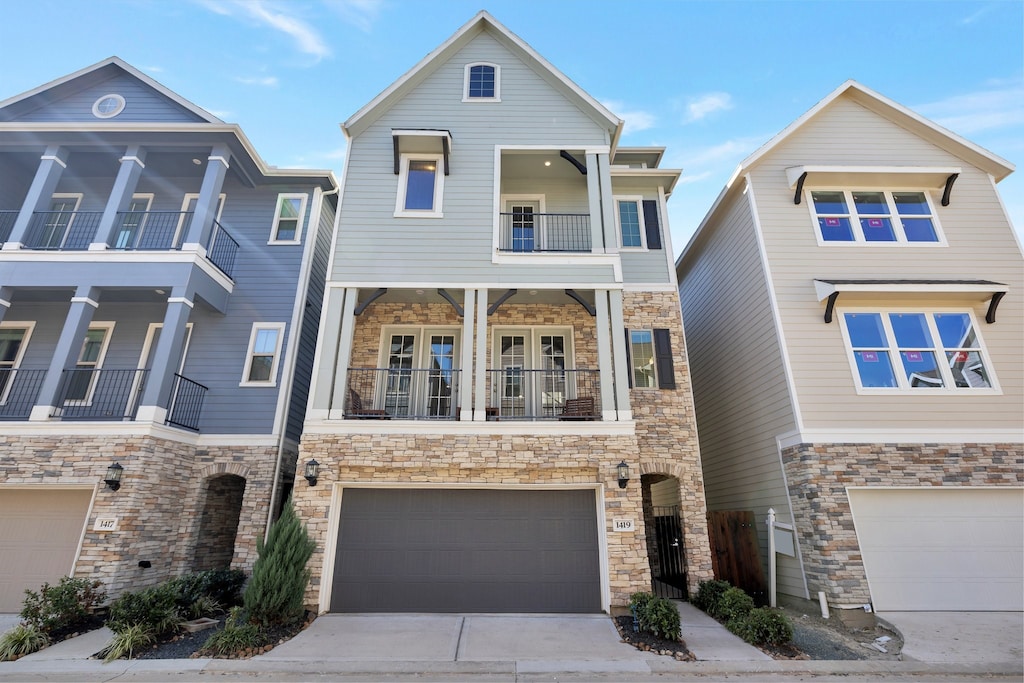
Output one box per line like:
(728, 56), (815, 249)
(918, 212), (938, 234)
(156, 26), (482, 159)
(92, 94), (125, 119)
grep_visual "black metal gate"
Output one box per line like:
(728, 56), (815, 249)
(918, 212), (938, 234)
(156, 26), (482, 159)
(651, 505), (687, 599)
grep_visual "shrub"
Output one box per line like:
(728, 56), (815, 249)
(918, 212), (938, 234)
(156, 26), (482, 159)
(0, 624), (49, 661)
(107, 583), (182, 637)
(728, 607), (794, 646)
(199, 608), (263, 657)
(19, 577), (106, 636)
(243, 500), (314, 627)
(717, 587), (754, 623)
(100, 623), (155, 663)
(185, 595), (221, 620)
(195, 569), (246, 608)
(629, 591), (681, 642)
(692, 579), (731, 615)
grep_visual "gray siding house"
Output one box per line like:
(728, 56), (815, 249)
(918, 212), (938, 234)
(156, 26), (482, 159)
(295, 12), (713, 614)
(677, 81), (1023, 615)
(0, 58), (337, 609)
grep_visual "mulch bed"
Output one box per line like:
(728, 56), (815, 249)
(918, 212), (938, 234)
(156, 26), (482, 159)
(612, 615), (694, 661)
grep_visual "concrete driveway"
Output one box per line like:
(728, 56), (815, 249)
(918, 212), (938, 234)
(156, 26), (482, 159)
(878, 611), (1024, 664)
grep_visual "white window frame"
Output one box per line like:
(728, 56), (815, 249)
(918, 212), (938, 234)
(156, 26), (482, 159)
(500, 194), (546, 252)
(240, 322), (286, 387)
(629, 328), (658, 389)
(490, 326), (575, 416)
(176, 192), (226, 246)
(113, 193), (154, 249)
(64, 322), (115, 406)
(463, 62), (501, 102)
(268, 193), (308, 245)
(805, 188), (947, 246)
(394, 153), (444, 218)
(838, 307), (1000, 395)
(92, 94), (126, 119)
(614, 196), (647, 250)
(0, 321), (35, 405)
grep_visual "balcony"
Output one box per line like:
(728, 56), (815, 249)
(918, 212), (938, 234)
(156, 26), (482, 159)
(497, 213), (591, 253)
(0, 367), (207, 429)
(3, 209), (239, 279)
(343, 367), (600, 421)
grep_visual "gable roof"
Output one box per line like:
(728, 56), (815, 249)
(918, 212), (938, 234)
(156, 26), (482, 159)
(342, 11), (623, 145)
(0, 56), (223, 123)
(677, 79), (1016, 271)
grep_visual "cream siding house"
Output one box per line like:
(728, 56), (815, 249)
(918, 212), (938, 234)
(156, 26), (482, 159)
(677, 81), (1023, 613)
(296, 12), (713, 614)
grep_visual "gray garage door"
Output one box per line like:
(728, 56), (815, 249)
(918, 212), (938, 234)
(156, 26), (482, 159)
(331, 488), (601, 613)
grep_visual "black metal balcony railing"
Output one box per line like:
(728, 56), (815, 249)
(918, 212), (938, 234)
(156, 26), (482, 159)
(498, 213), (591, 253)
(207, 219), (239, 278)
(54, 368), (148, 421)
(23, 211), (104, 250)
(166, 373), (208, 431)
(111, 211), (193, 250)
(485, 368), (601, 420)
(0, 210), (18, 243)
(346, 367), (462, 420)
(0, 368), (46, 420)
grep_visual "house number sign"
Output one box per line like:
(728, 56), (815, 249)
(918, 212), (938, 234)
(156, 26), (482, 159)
(612, 518), (635, 532)
(93, 517), (119, 532)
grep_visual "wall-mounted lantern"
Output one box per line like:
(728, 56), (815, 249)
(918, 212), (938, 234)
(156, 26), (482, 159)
(104, 462), (124, 491)
(616, 461), (630, 489)
(304, 459), (320, 487)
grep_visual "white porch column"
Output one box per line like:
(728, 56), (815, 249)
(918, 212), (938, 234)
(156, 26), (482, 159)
(586, 152), (604, 253)
(596, 153), (616, 254)
(91, 145), (147, 250)
(459, 289), (476, 421)
(4, 145), (70, 250)
(594, 290), (617, 421)
(328, 288), (358, 420)
(609, 289), (632, 420)
(307, 285), (346, 420)
(473, 288), (488, 420)
(31, 286), (99, 420)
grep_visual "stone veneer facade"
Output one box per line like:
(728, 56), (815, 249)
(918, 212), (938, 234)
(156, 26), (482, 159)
(782, 442), (1024, 604)
(0, 434), (280, 598)
(295, 291), (714, 611)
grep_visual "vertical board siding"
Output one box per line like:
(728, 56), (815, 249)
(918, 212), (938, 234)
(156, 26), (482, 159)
(678, 192), (804, 598)
(12, 72), (206, 123)
(751, 97), (1024, 431)
(332, 32), (614, 285)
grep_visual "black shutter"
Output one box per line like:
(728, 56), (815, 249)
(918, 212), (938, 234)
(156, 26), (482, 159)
(642, 200), (662, 250)
(624, 328), (633, 389)
(653, 328), (675, 389)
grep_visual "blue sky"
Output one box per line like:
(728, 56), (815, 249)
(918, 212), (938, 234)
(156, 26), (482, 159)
(0, 0), (1020, 254)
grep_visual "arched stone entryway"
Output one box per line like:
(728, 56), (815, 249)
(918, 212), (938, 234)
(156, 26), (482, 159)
(641, 473), (688, 599)
(192, 474), (246, 571)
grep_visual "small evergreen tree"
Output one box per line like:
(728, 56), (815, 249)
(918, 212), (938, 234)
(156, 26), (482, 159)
(243, 499), (315, 627)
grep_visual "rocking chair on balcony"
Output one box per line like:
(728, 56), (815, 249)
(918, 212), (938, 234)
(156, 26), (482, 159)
(347, 389), (390, 419)
(558, 396), (597, 421)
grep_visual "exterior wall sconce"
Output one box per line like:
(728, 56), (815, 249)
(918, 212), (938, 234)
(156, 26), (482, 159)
(304, 459), (320, 487)
(617, 461), (630, 489)
(104, 462), (124, 491)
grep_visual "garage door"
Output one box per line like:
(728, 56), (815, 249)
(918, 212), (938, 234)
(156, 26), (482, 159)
(331, 488), (601, 613)
(848, 488), (1024, 611)
(0, 489), (93, 611)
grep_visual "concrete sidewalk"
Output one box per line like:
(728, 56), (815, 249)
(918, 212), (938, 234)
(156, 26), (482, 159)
(878, 611), (1024, 664)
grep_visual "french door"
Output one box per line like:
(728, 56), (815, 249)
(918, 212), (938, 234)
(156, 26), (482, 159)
(381, 329), (459, 418)
(495, 330), (569, 418)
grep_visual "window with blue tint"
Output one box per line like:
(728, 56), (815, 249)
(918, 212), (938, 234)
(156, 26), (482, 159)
(852, 348), (899, 388)
(467, 64), (496, 98)
(889, 313), (932, 348)
(934, 314), (991, 388)
(811, 191), (854, 241)
(853, 192), (896, 242)
(894, 192), (937, 241)
(844, 313), (887, 347)
(618, 200), (643, 247)
(404, 160), (437, 210)
(934, 313), (975, 348)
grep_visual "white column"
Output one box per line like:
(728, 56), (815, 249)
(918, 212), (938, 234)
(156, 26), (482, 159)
(4, 145), (70, 250)
(459, 289), (475, 420)
(474, 288), (488, 420)
(586, 152), (604, 253)
(31, 286), (99, 420)
(594, 290), (616, 421)
(328, 288), (358, 420)
(609, 289), (632, 420)
(307, 285), (346, 420)
(596, 153), (616, 254)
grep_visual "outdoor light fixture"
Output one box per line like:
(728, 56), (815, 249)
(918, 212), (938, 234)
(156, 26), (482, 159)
(304, 459), (320, 487)
(104, 462), (124, 491)
(616, 461), (630, 489)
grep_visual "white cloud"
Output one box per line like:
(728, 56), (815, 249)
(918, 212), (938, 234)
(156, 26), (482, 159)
(237, 76), (280, 87)
(600, 99), (655, 135)
(682, 92), (733, 123)
(677, 135), (765, 169)
(324, 0), (384, 33)
(142, 65), (164, 74)
(676, 171), (713, 185)
(960, 4), (994, 24)
(195, 0), (330, 60)
(914, 85), (1024, 135)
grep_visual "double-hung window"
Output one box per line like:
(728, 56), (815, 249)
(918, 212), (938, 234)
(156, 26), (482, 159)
(241, 323), (285, 386)
(270, 194), (307, 244)
(65, 323), (114, 404)
(810, 190), (942, 244)
(463, 63), (500, 101)
(626, 328), (676, 389)
(395, 154), (444, 217)
(616, 197), (645, 248)
(0, 323), (33, 404)
(841, 311), (996, 392)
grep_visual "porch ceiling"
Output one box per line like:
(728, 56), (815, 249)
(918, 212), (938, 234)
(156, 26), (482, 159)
(359, 288), (594, 309)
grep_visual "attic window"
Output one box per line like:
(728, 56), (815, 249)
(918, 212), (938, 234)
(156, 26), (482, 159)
(92, 94), (125, 119)
(463, 63), (500, 101)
